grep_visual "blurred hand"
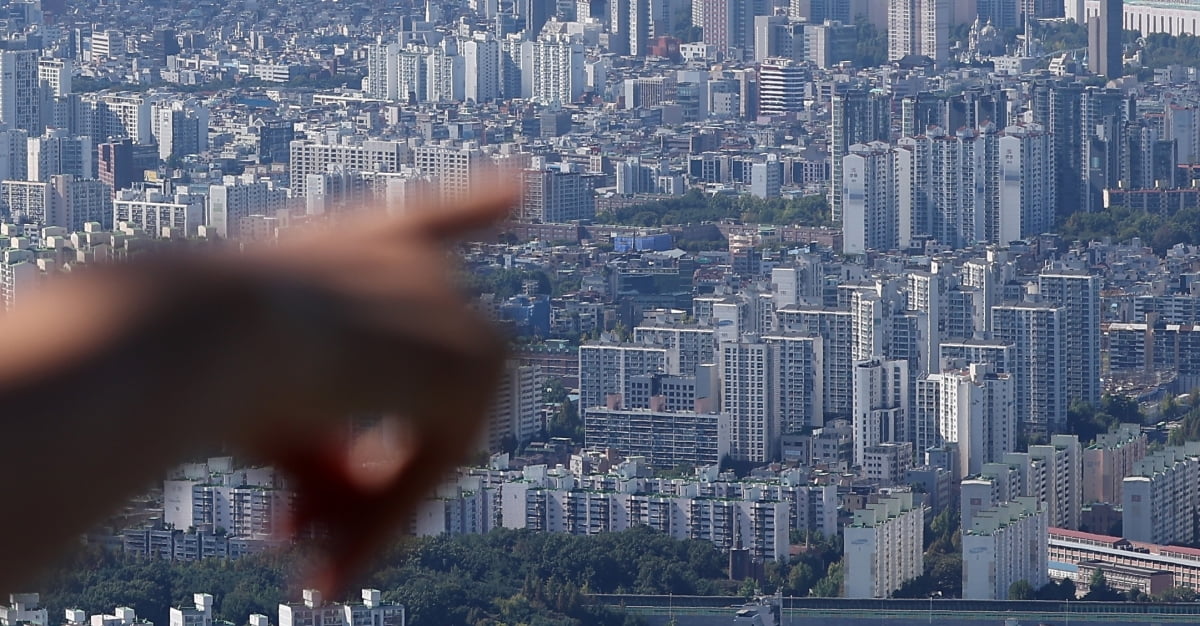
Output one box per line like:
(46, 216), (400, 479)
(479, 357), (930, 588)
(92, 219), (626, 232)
(235, 189), (515, 593)
(0, 184), (513, 594)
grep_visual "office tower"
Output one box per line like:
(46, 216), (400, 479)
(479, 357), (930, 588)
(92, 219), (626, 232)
(0, 49), (38, 133)
(720, 339), (774, 462)
(521, 0), (556, 38)
(96, 138), (138, 191)
(517, 165), (596, 222)
(844, 491), (924, 598)
(1087, 0), (1123, 78)
(830, 88), (890, 223)
(608, 0), (632, 54)
(26, 130), (92, 181)
(1123, 443), (1200, 545)
(525, 35), (585, 105)
(463, 34), (501, 102)
(750, 156), (783, 198)
(153, 99), (209, 161)
(995, 123), (1054, 243)
(207, 178), (290, 239)
(797, 20), (850, 67)
(754, 15), (782, 61)
(851, 358), (908, 467)
(1037, 266), (1100, 408)
(1165, 104), (1199, 165)
(931, 364), (1015, 479)
(887, 0), (948, 66)
(991, 303), (1066, 436)
(629, 0), (651, 56)
(288, 138), (407, 199)
(90, 30), (125, 62)
(756, 58), (805, 116)
(961, 498), (1048, 600)
(250, 116), (294, 165)
(842, 141), (895, 255)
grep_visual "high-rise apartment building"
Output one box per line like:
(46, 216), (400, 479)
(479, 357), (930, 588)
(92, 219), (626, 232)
(483, 363), (544, 452)
(991, 303), (1067, 435)
(1123, 442), (1200, 546)
(462, 34), (501, 102)
(525, 35), (585, 105)
(288, 138), (408, 199)
(995, 123), (1055, 243)
(0, 49), (38, 133)
(844, 491), (924, 598)
(1083, 423), (1148, 506)
(887, 0), (948, 65)
(961, 497), (1048, 599)
(721, 339), (774, 463)
(851, 358), (909, 467)
(28, 129), (93, 181)
(842, 141), (896, 254)
(931, 364), (1015, 479)
(830, 88), (890, 223)
(80, 93), (155, 144)
(1037, 265), (1101, 407)
(517, 165), (596, 222)
(153, 99), (209, 161)
(206, 177), (290, 239)
(112, 186), (206, 237)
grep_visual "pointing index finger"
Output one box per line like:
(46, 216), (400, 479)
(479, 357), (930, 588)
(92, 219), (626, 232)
(394, 179), (519, 241)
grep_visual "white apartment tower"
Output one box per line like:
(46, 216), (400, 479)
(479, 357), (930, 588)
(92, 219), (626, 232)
(996, 123), (1055, 244)
(288, 138), (408, 198)
(961, 497), (1048, 600)
(526, 35), (585, 105)
(1036, 266), (1101, 407)
(852, 358), (909, 467)
(933, 364), (1016, 479)
(842, 141), (896, 255)
(463, 34), (501, 102)
(28, 129), (93, 181)
(844, 491), (924, 598)
(887, 0), (948, 65)
(990, 303), (1067, 435)
(720, 339), (774, 462)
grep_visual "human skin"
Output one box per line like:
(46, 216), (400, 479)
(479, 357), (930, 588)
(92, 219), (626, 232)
(0, 187), (515, 595)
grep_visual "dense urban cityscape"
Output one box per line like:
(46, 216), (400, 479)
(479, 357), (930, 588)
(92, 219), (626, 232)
(6, 0), (1200, 621)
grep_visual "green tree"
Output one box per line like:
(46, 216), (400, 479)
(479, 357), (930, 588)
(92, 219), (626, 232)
(1155, 586), (1197, 602)
(1008, 580), (1035, 600)
(810, 561), (844, 597)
